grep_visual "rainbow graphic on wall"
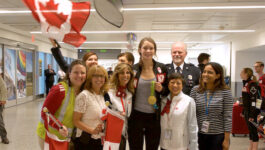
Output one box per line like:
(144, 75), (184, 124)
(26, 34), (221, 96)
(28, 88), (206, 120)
(17, 51), (26, 76)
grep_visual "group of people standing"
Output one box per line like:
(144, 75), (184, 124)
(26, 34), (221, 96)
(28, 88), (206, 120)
(36, 37), (236, 150)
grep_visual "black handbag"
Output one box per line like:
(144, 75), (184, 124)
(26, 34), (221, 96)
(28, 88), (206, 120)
(79, 131), (91, 144)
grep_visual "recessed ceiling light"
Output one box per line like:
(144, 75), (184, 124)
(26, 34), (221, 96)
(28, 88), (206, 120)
(60, 41), (224, 44)
(31, 30), (255, 34)
(123, 6), (265, 11)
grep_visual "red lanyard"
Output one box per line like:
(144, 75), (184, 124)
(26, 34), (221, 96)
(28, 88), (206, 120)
(120, 97), (125, 112)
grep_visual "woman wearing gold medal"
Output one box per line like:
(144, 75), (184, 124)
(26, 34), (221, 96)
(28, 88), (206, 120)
(127, 37), (169, 150)
(190, 62), (233, 150)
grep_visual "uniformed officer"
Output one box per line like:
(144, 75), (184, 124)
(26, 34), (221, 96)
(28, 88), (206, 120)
(166, 42), (200, 95)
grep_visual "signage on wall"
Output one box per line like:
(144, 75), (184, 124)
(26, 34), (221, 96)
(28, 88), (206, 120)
(78, 49), (121, 59)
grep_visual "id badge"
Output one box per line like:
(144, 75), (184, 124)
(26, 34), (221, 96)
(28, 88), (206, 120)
(164, 129), (172, 140)
(201, 121), (210, 133)
(256, 99), (262, 109)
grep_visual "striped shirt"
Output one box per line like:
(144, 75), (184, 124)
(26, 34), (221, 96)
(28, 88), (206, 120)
(190, 86), (233, 134)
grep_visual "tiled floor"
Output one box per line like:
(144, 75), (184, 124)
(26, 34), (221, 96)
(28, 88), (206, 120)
(0, 99), (265, 150)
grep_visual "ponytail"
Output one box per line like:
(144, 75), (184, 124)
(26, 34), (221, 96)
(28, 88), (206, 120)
(252, 75), (257, 82)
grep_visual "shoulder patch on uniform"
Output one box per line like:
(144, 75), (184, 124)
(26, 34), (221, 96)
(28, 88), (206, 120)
(58, 84), (65, 92)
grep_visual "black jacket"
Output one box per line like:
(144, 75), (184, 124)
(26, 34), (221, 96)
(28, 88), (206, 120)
(51, 47), (69, 73)
(132, 60), (169, 120)
(45, 69), (56, 82)
(166, 62), (200, 96)
(242, 78), (260, 118)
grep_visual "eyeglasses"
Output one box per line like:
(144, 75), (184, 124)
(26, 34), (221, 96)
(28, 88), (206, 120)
(92, 74), (105, 78)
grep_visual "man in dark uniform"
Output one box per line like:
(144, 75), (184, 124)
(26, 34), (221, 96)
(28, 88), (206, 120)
(166, 42), (200, 95)
(45, 64), (56, 95)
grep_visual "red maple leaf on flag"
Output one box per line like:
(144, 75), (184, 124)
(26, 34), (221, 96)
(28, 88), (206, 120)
(23, 0), (90, 47)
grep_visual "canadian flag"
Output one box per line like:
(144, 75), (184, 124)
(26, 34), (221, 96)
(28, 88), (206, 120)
(43, 108), (70, 150)
(23, 0), (91, 47)
(101, 108), (125, 150)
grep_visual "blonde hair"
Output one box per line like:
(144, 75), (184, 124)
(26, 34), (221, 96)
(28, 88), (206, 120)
(243, 68), (257, 82)
(84, 65), (109, 94)
(110, 63), (134, 94)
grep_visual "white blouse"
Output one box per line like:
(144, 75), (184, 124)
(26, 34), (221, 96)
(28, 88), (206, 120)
(74, 90), (106, 139)
(160, 92), (198, 150)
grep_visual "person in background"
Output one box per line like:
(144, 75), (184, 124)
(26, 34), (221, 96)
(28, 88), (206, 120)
(166, 42), (200, 95)
(117, 52), (135, 66)
(36, 60), (87, 150)
(44, 64), (56, 95)
(254, 61), (265, 110)
(197, 53), (210, 73)
(190, 62), (233, 150)
(73, 65), (109, 150)
(58, 68), (66, 82)
(108, 63), (134, 150)
(107, 67), (114, 79)
(0, 75), (9, 144)
(254, 61), (264, 79)
(240, 68), (260, 150)
(128, 37), (168, 150)
(160, 73), (198, 150)
(50, 38), (98, 73)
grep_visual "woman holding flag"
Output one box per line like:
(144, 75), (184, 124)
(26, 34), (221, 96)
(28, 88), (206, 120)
(36, 60), (87, 150)
(73, 65), (109, 150)
(107, 63), (134, 150)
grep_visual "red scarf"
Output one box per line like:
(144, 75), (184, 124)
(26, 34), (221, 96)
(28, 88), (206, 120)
(161, 99), (172, 116)
(116, 86), (127, 98)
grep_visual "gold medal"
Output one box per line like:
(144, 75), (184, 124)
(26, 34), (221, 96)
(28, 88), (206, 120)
(148, 81), (157, 105)
(148, 95), (157, 105)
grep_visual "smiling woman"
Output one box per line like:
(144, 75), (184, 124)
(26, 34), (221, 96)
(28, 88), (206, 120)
(73, 65), (109, 150)
(160, 73), (198, 150)
(190, 62), (233, 150)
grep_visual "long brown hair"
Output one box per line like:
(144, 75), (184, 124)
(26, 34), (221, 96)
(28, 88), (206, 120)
(242, 68), (257, 82)
(138, 37), (157, 66)
(84, 65), (109, 94)
(110, 63), (134, 94)
(198, 62), (229, 93)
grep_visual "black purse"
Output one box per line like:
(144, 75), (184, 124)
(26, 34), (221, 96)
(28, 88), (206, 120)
(79, 131), (91, 144)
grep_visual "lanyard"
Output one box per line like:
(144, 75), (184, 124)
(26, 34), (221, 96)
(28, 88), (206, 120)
(120, 97), (125, 112)
(204, 92), (214, 116)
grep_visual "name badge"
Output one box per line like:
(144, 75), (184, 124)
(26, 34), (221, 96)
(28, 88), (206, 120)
(201, 121), (210, 133)
(164, 129), (172, 140)
(256, 99), (262, 109)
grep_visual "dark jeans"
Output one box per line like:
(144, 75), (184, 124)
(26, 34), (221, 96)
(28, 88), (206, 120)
(73, 137), (102, 150)
(128, 110), (161, 150)
(0, 105), (7, 139)
(198, 133), (224, 150)
(45, 81), (54, 95)
(244, 111), (259, 142)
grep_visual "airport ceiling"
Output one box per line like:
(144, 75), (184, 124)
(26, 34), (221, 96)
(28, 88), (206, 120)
(1, 0), (265, 50)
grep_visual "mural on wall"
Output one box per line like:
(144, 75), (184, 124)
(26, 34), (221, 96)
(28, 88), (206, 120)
(26, 52), (33, 96)
(17, 50), (26, 98)
(39, 59), (42, 76)
(0, 47), (2, 74)
(38, 52), (45, 95)
(4, 49), (16, 100)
